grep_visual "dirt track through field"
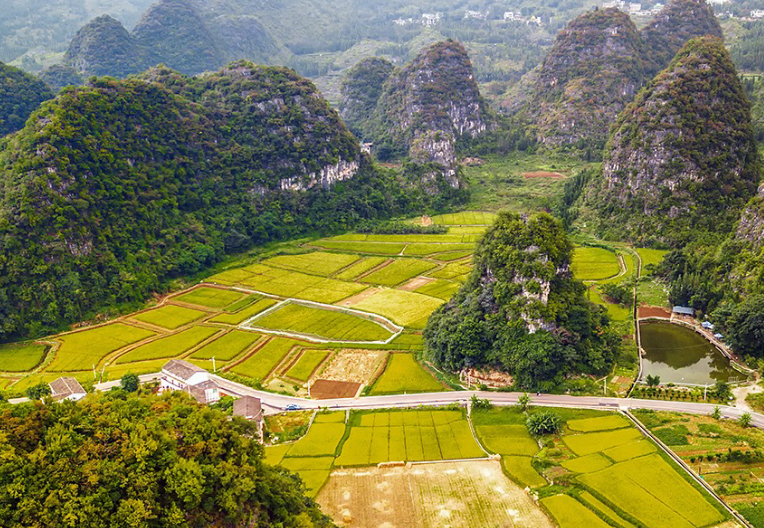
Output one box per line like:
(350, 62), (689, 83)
(317, 460), (553, 528)
(522, 171), (566, 179)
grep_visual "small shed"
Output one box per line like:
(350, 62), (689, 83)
(714, 333), (724, 340)
(702, 321), (714, 330)
(672, 306), (694, 316)
(49, 377), (87, 402)
(233, 395), (264, 441)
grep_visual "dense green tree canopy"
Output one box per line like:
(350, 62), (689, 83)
(0, 61), (53, 136)
(423, 212), (620, 390)
(0, 391), (332, 527)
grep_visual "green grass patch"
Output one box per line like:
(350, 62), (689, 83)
(286, 422), (346, 457)
(502, 456), (546, 488)
(0, 343), (47, 372)
(637, 278), (670, 307)
(578, 454), (725, 528)
(334, 257), (388, 280)
(116, 326), (220, 364)
(602, 440), (656, 462)
(563, 428), (643, 456)
(561, 453), (613, 473)
(252, 303), (394, 342)
(190, 330), (261, 361)
(229, 337), (301, 380)
(475, 424), (539, 456)
(360, 259), (437, 286)
(132, 305), (208, 329)
(572, 247), (621, 281)
(262, 252), (360, 277)
(352, 289), (444, 328)
(652, 425), (690, 446)
(209, 298), (279, 325)
(567, 414), (632, 432)
(173, 287), (245, 309)
(368, 354), (444, 395)
(49, 324), (156, 371)
(540, 494), (612, 528)
(414, 279), (461, 300)
(285, 350), (330, 381)
(636, 248), (668, 271)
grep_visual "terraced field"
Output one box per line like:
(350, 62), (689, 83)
(571, 247), (621, 281)
(0, 343), (48, 372)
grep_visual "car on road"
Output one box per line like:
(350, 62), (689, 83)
(285, 404), (302, 411)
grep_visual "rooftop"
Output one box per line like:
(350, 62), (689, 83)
(672, 306), (694, 316)
(162, 359), (207, 382)
(233, 395), (263, 421)
(49, 377), (86, 398)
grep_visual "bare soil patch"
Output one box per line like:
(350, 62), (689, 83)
(420, 215), (432, 227)
(311, 379), (361, 399)
(638, 306), (671, 319)
(337, 287), (380, 307)
(317, 349), (387, 384)
(522, 171), (566, 179)
(317, 460), (553, 528)
(398, 276), (435, 292)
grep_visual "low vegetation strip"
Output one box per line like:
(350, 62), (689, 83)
(261, 252), (360, 277)
(368, 353), (445, 395)
(116, 326), (220, 364)
(0, 343), (47, 372)
(286, 350), (330, 381)
(541, 494), (612, 528)
(190, 330), (261, 361)
(209, 298), (278, 325)
(132, 305), (208, 329)
(247, 302), (396, 342)
(563, 428), (643, 456)
(360, 258), (437, 286)
(572, 247), (621, 281)
(173, 287), (244, 309)
(49, 324), (156, 371)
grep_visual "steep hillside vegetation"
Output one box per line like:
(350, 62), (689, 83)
(63, 15), (144, 78)
(339, 57), (394, 139)
(0, 62), (53, 136)
(587, 37), (760, 246)
(424, 212), (619, 390)
(641, 0), (723, 76)
(0, 62), (457, 341)
(505, 8), (647, 149)
(37, 65), (85, 91)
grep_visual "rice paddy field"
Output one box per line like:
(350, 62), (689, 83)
(132, 305), (208, 329)
(173, 286), (245, 309)
(0, 343), (48, 372)
(368, 353), (445, 395)
(571, 247), (621, 281)
(48, 324), (156, 372)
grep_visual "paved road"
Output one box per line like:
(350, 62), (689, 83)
(211, 375), (764, 426)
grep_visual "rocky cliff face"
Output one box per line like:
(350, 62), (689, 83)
(506, 8), (647, 148)
(590, 37), (760, 244)
(737, 185), (764, 248)
(364, 41), (493, 187)
(641, 0), (723, 76)
(338, 57), (394, 139)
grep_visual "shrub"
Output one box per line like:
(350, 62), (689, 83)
(527, 411), (562, 436)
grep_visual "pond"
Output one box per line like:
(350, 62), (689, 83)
(640, 321), (741, 385)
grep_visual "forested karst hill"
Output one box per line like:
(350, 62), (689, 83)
(64, 15), (144, 78)
(0, 62), (455, 342)
(0, 62), (53, 136)
(339, 58), (395, 140)
(504, 8), (647, 149)
(424, 212), (620, 390)
(585, 37), (760, 246)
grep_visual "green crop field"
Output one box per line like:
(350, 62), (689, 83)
(475, 424), (540, 456)
(262, 252), (360, 277)
(602, 440), (656, 462)
(360, 259), (437, 286)
(173, 287), (245, 309)
(229, 337), (301, 380)
(430, 211), (497, 225)
(313, 411), (345, 424)
(561, 453), (612, 473)
(352, 289), (444, 328)
(567, 415), (632, 432)
(502, 456), (546, 488)
(286, 350), (330, 380)
(190, 330), (261, 361)
(563, 428), (643, 456)
(403, 243), (474, 256)
(368, 354), (444, 395)
(431, 250), (472, 261)
(0, 343), (47, 372)
(264, 445), (290, 465)
(209, 298), (279, 325)
(578, 492), (637, 528)
(49, 324), (156, 371)
(132, 305), (208, 329)
(414, 279), (460, 300)
(251, 303), (394, 342)
(572, 247), (621, 281)
(224, 294), (262, 313)
(579, 454), (725, 528)
(335, 410), (483, 466)
(388, 333), (424, 350)
(105, 359), (168, 380)
(116, 326), (220, 364)
(636, 248), (668, 270)
(285, 422), (346, 458)
(313, 240), (406, 255)
(427, 260), (471, 281)
(334, 257), (387, 280)
(541, 495), (612, 528)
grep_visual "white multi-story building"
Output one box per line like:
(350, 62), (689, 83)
(160, 359), (220, 404)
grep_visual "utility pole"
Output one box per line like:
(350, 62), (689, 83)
(308, 379), (312, 398)
(704, 384), (708, 401)
(212, 357), (216, 373)
(100, 362), (108, 383)
(604, 377), (607, 395)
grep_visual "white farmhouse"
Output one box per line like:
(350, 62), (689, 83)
(161, 359), (220, 404)
(49, 377), (87, 401)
